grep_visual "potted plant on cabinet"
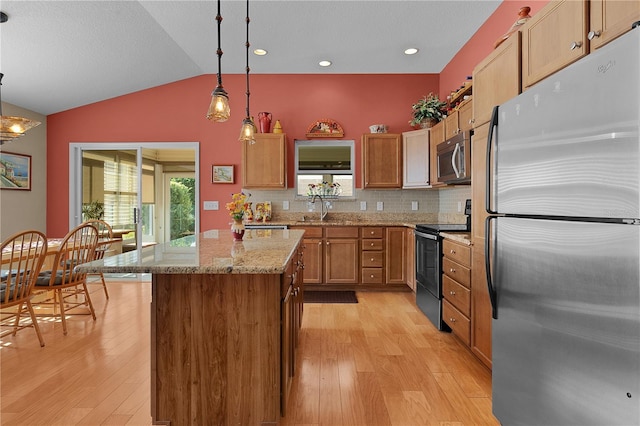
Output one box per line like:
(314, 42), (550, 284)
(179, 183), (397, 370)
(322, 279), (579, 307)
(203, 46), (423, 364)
(410, 93), (447, 128)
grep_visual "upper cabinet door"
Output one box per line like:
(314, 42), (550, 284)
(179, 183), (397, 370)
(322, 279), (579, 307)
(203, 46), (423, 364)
(473, 31), (521, 128)
(362, 133), (402, 189)
(402, 128), (430, 189)
(589, 0), (640, 51)
(521, 0), (588, 89)
(242, 133), (287, 189)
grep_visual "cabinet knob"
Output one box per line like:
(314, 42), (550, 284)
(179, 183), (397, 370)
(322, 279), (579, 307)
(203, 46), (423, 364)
(450, 317), (456, 323)
(450, 268), (456, 273)
(450, 249), (456, 254)
(370, 231), (375, 235)
(450, 290), (456, 295)
(370, 243), (375, 247)
(370, 257), (374, 262)
(318, 241), (322, 246)
(587, 30), (601, 40)
(570, 41), (582, 50)
(370, 274), (374, 278)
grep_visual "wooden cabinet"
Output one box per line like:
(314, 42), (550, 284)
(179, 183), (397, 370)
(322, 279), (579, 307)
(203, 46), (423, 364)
(281, 258), (295, 415)
(361, 227), (384, 284)
(428, 121), (446, 188)
(242, 133), (287, 188)
(521, 0), (588, 89)
(325, 227), (359, 284)
(385, 227), (407, 285)
(589, 0), (640, 51)
(402, 128), (430, 188)
(444, 98), (473, 139)
(362, 133), (402, 189)
(470, 122), (492, 369)
(473, 31), (522, 128)
(298, 227), (323, 284)
(405, 228), (415, 291)
(442, 238), (472, 346)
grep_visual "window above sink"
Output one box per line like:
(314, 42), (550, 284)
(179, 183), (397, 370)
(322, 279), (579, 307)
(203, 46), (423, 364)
(294, 140), (354, 198)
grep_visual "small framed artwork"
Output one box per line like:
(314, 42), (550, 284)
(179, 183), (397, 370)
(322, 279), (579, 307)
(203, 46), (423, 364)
(0, 151), (32, 191)
(212, 165), (234, 183)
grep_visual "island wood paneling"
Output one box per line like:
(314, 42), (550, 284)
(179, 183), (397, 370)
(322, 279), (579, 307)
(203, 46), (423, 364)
(151, 273), (281, 425)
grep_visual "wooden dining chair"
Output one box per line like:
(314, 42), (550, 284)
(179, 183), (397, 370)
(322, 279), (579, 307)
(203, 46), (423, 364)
(84, 219), (113, 299)
(33, 223), (99, 335)
(0, 230), (48, 347)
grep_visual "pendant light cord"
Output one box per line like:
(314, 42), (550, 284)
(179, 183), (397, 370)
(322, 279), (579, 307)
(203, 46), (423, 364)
(244, 0), (251, 119)
(216, 1), (223, 86)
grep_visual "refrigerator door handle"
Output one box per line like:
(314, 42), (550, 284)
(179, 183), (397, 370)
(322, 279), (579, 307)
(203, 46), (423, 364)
(484, 216), (498, 319)
(486, 105), (499, 215)
(451, 142), (461, 178)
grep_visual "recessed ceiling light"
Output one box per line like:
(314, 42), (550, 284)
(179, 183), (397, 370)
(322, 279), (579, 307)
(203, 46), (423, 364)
(404, 48), (419, 55)
(319, 60), (332, 67)
(253, 48), (268, 56)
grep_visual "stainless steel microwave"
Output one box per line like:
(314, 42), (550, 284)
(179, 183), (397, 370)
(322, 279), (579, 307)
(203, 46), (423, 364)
(437, 131), (471, 184)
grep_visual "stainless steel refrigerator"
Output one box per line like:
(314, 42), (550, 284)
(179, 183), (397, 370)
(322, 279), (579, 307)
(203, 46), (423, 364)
(486, 27), (640, 425)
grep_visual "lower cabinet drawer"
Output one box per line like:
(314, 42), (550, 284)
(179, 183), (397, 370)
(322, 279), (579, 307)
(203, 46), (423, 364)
(361, 251), (383, 267)
(442, 275), (470, 317)
(443, 299), (470, 346)
(361, 268), (383, 283)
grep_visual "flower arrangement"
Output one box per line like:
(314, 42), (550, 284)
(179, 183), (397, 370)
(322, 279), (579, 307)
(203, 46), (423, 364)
(410, 93), (447, 127)
(307, 181), (341, 197)
(226, 192), (251, 221)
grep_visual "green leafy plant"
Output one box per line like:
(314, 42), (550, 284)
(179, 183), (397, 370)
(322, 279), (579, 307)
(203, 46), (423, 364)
(410, 93), (447, 126)
(82, 200), (104, 220)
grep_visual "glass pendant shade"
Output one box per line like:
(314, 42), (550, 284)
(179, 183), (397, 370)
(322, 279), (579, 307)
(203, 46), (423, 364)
(1, 116), (41, 143)
(239, 117), (256, 144)
(206, 85), (230, 122)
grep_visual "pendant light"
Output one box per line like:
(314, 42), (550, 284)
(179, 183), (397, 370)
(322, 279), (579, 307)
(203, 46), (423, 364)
(0, 72), (41, 144)
(238, 0), (256, 144)
(206, 0), (230, 122)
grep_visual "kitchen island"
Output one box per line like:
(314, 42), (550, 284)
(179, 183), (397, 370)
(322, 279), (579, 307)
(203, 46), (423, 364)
(77, 229), (305, 426)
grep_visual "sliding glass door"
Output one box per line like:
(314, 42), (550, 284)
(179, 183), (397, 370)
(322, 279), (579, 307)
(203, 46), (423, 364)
(69, 142), (199, 253)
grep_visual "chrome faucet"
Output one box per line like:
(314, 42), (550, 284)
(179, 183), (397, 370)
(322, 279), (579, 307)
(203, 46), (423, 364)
(310, 194), (329, 221)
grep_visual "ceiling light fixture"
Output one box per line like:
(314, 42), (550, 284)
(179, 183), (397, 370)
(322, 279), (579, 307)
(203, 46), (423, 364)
(206, 0), (230, 122)
(0, 72), (42, 144)
(404, 47), (419, 55)
(319, 60), (332, 67)
(253, 48), (267, 56)
(239, 0), (256, 144)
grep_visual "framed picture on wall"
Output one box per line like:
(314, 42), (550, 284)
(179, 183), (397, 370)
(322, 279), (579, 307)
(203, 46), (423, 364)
(212, 165), (234, 183)
(0, 151), (32, 191)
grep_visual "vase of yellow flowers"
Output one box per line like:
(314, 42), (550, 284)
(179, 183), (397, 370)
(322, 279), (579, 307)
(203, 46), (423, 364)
(226, 192), (250, 240)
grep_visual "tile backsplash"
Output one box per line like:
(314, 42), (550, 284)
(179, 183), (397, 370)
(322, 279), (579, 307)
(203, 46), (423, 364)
(245, 186), (471, 223)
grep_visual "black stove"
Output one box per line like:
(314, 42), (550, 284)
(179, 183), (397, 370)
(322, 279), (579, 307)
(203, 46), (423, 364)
(415, 223), (469, 235)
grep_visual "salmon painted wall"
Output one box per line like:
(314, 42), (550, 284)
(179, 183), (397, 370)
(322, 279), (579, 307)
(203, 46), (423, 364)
(47, 73), (438, 236)
(439, 0), (550, 99)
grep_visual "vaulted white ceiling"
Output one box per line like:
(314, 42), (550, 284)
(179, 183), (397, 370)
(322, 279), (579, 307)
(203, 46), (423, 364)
(0, 0), (500, 115)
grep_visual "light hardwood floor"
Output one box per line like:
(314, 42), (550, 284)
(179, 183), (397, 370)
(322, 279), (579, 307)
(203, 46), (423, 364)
(1, 279), (498, 426)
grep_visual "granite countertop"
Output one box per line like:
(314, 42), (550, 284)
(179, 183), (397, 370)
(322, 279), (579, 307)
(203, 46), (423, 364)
(441, 232), (472, 245)
(75, 229), (304, 275)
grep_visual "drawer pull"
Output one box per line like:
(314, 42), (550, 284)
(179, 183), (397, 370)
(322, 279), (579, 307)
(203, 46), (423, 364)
(370, 231), (375, 235)
(450, 268), (456, 273)
(370, 243), (375, 247)
(370, 257), (374, 262)
(450, 290), (456, 296)
(587, 30), (601, 40)
(450, 249), (456, 254)
(570, 41), (582, 50)
(370, 274), (374, 278)
(449, 317), (456, 323)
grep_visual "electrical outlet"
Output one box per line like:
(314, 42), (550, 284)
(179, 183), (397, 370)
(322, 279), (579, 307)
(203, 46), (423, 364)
(376, 201), (384, 211)
(360, 201), (367, 211)
(411, 201), (418, 211)
(282, 200), (290, 210)
(204, 201), (219, 210)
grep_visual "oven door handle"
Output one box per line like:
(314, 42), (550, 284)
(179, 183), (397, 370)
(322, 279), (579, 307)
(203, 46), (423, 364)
(414, 230), (438, 241)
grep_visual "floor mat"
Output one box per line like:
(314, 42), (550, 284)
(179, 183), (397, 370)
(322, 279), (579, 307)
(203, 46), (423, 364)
(303, 290), (358, 304)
